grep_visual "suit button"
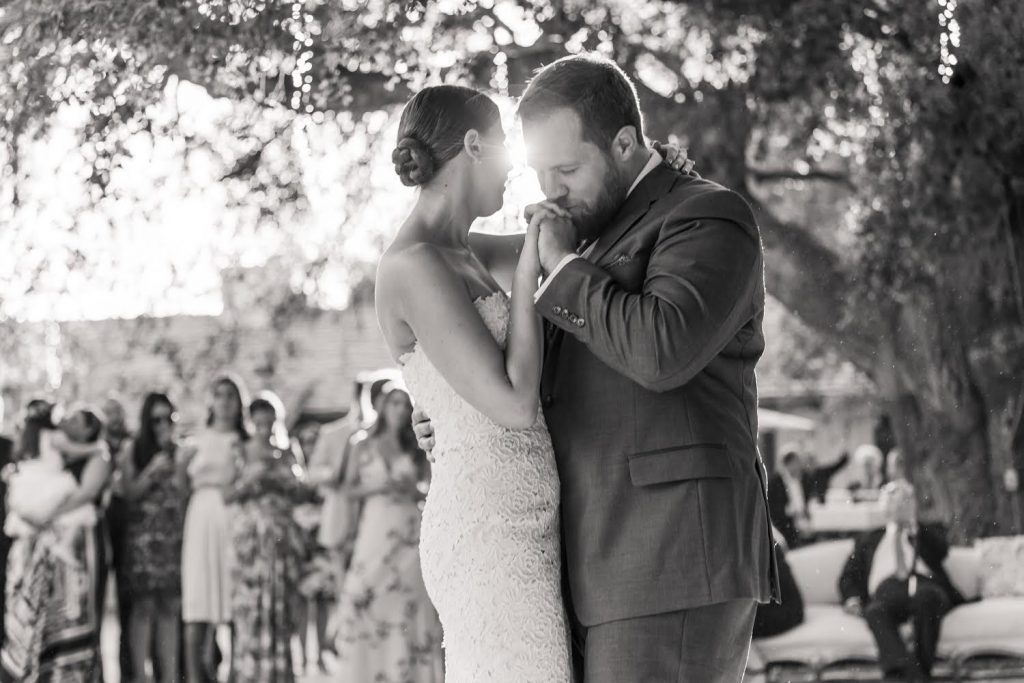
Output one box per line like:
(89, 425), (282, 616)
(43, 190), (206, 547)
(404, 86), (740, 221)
(560, 310), (569, 319)
(552, 306), (562, 315)
(542, 395), (553, 407)
(568, 314), (578, 324)
(576, 318), (585, 327)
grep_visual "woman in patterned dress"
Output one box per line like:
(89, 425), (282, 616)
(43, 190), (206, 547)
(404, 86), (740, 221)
(2, 407), (110, 683)
(120, 393), (186, 682)
(228, 396), (309, 683)
(334, 387), (443, 683)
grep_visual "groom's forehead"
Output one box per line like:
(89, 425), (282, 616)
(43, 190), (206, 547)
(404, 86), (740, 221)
(523, 109), (588, 167)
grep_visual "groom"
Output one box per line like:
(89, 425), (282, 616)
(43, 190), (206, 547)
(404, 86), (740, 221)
(422, 54), (779, 682)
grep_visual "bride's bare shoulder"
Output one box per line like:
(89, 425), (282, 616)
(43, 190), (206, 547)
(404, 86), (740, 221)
(378, 241), (454, 293)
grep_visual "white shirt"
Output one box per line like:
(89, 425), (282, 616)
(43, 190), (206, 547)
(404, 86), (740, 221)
(780, 469), (806, 517)
(534, 150), (662, 301)
(868, 522), (932, 596)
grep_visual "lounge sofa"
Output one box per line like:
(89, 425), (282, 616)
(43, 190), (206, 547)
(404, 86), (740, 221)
(748, 538), (1024, 677)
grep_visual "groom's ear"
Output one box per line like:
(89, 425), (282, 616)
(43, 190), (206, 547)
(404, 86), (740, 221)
(610, 125), (641, 162)
(463, 129), (484, 164)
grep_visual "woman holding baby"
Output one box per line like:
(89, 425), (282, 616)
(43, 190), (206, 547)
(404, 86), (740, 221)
(1, 402), (111, 682)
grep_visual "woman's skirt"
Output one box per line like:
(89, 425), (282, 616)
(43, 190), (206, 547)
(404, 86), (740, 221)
(2, 521), (101, 683)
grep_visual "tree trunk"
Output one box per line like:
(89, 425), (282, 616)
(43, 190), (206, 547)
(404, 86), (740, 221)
(876, 296), (1024, 542)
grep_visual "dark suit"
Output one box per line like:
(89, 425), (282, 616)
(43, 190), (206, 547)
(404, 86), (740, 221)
(537, 165), (778, 682)
(767, 473), (802, 548)
(839, 524), (964, 679)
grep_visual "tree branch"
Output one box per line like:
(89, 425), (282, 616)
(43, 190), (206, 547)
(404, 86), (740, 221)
(748, 166), (854, 189)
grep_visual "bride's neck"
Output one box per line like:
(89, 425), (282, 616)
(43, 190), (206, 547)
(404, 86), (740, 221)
(409, 182), (475, 249)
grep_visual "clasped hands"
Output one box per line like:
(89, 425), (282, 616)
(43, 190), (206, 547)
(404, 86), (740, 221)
(523, 201), (578, 277)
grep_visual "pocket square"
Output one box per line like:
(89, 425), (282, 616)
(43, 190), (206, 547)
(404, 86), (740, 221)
(607, 254), (634, 267)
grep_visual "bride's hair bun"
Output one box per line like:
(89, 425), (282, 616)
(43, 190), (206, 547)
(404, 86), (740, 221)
(392, 136), (436, 187)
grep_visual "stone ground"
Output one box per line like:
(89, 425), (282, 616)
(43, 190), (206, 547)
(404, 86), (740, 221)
(101, 613), (1024, 683)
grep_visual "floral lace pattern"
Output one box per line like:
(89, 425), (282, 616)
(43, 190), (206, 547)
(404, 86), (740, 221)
(400, 292), (572, 682)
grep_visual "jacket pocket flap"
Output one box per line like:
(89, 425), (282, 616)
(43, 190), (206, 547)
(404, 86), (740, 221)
(627, 445), (732, 486)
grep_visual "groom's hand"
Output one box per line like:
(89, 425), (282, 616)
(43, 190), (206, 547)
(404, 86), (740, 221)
(527, 202), (577, 274)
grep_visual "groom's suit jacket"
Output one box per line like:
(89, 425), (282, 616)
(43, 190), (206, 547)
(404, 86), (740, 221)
(537, 164), (780, 628)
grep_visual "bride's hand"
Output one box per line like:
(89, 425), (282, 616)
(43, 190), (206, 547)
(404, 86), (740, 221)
(516, 205), (544, 282)
(652, 140), (696, 175)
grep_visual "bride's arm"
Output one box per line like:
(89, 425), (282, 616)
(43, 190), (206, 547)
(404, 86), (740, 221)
(380, 224), (543, 430)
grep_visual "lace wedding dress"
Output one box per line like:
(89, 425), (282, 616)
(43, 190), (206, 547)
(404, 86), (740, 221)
(400, 291), (573, 683)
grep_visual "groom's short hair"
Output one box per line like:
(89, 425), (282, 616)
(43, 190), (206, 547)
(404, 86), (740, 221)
(518, 54), (645, 151)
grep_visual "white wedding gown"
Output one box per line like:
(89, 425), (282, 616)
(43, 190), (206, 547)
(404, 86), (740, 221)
(400, 291), (573, 682)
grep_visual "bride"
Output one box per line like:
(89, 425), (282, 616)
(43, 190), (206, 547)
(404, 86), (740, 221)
(375, 85), (686, 682)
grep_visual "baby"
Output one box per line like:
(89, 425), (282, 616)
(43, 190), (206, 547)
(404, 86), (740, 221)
(5, 408), (107, 564)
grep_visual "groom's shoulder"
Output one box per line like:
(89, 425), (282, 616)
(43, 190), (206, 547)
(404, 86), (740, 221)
(661, 175), (758, 236)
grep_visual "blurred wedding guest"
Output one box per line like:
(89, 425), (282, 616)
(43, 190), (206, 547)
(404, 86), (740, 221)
(120, 393), (186, 683)
(768, 451), (809, 548)
(305, 381), (368, 611)
(849, 444), (885, 500)
(2, 406), (110, 681)
(887, 447), (908, 484)
(181, 376), (247, 683)
(292, 419), (335, 674)
(101, 395), (136, 681)
(874, 414), (898, 479)
(802, 450), (850, 504)
(839, 482), (963, 682)
(753, 527), (805, 639)
(0, 396), (15, 646)
(229, 396), (309, 683)
(335, 387), (443, 682)
(887, 449), (952, 525)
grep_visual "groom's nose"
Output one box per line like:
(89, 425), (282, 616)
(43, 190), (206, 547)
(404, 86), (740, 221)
(538, 173), (568, 202)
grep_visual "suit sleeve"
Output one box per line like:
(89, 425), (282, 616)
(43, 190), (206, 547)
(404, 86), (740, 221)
(917, 524), (950, 563)
(535, 191), (761, 393)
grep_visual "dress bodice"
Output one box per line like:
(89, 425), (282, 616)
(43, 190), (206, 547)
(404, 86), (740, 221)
(188, 429), (238, 489)
(400, 292), (548, 457)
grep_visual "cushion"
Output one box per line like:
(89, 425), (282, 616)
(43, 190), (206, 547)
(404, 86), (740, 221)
(939, 597), (1024, 658)
(975, 536), (1024, 598)
(787, 539), (855, 605)
(754, 604), (876, 665)
(943, 546), (981, 601)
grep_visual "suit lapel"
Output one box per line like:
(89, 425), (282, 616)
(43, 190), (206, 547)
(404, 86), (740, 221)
(587, 164), (681, 266)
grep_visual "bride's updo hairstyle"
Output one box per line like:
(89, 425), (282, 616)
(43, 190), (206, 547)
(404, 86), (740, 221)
(392, 85), (501, 187)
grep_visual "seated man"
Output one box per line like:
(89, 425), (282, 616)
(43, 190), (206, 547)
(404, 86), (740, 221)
(838, 481), (964, 682)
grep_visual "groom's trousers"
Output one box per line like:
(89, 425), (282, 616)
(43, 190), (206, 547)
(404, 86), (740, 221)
(580, 598), (757, 683)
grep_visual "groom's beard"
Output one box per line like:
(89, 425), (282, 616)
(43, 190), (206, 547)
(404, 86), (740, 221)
(566, 165), (630, 244)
